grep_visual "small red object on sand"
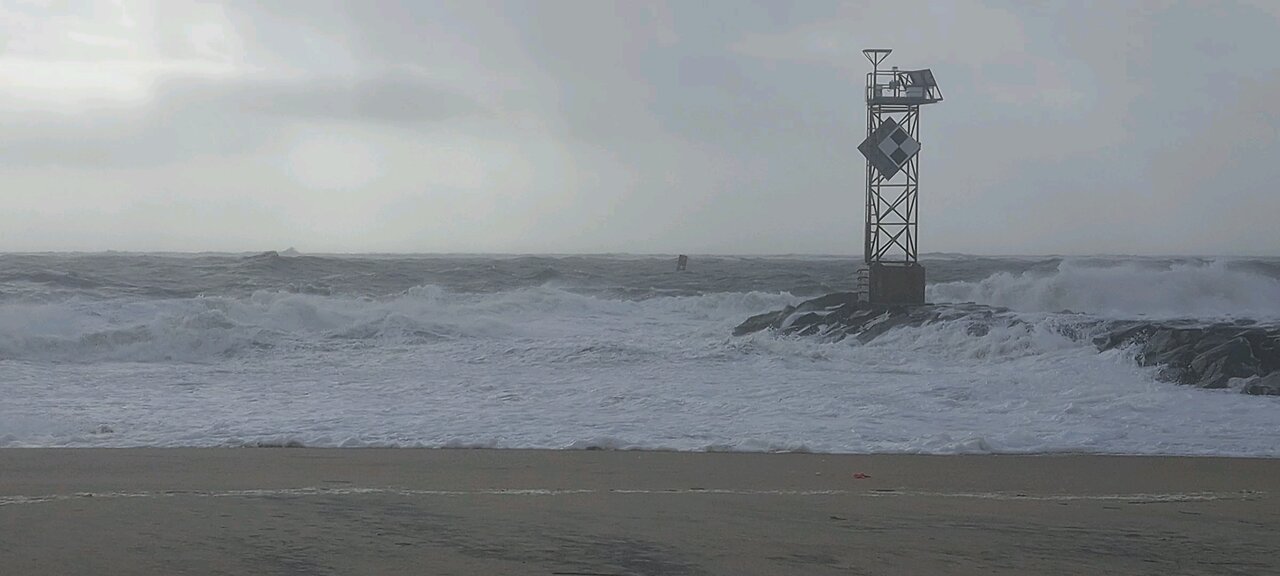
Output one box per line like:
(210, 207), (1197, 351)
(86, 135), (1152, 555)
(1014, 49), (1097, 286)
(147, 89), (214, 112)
(852, 473), (871, 479)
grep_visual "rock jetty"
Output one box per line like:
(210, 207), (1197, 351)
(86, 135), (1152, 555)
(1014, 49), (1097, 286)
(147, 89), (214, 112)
(735, 292), (1280, 396)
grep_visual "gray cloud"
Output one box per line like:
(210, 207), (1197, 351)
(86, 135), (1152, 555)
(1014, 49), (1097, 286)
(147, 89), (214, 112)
(0, 73), (485, 168)
(1, 0), (1278, 255)
(151, 73), (489, 131)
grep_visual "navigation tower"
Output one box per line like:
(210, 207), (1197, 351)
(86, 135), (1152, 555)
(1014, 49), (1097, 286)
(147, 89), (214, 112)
(857, 49), (942, 304)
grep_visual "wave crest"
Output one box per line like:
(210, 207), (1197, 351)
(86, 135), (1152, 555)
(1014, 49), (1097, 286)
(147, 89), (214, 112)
(0, 286), (794, 363)
(928, 259), (1280, 319)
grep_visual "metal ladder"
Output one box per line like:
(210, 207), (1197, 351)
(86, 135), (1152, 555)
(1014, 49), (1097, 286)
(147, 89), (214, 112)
(855, 267), (870, 302)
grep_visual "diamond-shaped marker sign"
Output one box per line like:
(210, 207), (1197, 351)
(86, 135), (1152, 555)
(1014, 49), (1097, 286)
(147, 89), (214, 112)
(858, 118), (919, 179)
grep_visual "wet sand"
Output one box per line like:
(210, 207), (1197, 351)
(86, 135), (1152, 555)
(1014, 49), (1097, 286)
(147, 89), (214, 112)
(1, 449), (1277, 575)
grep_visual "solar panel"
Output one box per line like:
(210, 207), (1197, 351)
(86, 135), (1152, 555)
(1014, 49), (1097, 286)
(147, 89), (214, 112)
(905, 69), (937, 88)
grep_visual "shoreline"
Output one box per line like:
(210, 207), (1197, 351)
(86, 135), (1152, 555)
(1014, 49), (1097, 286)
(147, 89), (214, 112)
(6, 444), (1280, 458)
(3, 449), (1278, 575)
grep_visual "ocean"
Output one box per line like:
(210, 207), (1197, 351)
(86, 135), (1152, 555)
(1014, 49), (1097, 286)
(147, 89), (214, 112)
(2, 252), (1278, 455)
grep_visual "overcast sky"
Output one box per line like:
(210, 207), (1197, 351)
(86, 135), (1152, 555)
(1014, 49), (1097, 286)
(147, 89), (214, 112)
(2, 0), (1278, 255)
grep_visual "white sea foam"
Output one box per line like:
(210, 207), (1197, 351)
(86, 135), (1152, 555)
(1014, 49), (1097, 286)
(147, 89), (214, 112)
(0, 287), (795, 363)
(3, 280), (1278, 455)
(928, 259), (1280, 319)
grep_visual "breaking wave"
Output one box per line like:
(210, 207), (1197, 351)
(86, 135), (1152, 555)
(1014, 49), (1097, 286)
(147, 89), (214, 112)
(928, 259), (1280, 319)
(0, 286), (793, 363)
(5, 254), (1280, 455)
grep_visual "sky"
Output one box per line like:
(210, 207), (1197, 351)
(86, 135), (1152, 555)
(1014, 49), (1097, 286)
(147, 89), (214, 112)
(1, 0), (1278, 255)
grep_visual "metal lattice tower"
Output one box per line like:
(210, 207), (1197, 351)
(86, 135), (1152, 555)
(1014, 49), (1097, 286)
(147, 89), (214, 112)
(857, 49), (942, 304)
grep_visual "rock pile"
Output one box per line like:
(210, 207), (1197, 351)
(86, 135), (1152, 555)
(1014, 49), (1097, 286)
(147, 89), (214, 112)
(735, 292), (1280, 396)
(1093, 322), (1280, 394)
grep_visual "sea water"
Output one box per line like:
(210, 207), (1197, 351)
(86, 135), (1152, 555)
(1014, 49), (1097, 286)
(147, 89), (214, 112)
(2, 253), (1278, 455)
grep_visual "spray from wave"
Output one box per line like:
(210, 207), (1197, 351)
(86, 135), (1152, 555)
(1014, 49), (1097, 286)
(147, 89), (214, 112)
(928, 259), (1280, 319)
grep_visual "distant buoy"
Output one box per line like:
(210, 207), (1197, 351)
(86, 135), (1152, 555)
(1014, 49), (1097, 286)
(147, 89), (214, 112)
(676, 254), (689, 271)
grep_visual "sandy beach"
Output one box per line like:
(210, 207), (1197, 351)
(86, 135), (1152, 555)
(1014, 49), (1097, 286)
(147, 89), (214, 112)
(0, 449), (1276, 575)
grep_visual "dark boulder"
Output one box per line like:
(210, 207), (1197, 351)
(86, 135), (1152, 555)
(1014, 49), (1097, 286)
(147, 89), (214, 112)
(1098, 324), (1279, 391)
(1188, 337), (1258, 389)
(1241, 373), (1280, 396)
(733, 307), (796, 337)
(732, 294), (1009, 344)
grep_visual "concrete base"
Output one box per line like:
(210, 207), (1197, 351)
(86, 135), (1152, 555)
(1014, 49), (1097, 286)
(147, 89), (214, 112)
(868, 263), (926, 305)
